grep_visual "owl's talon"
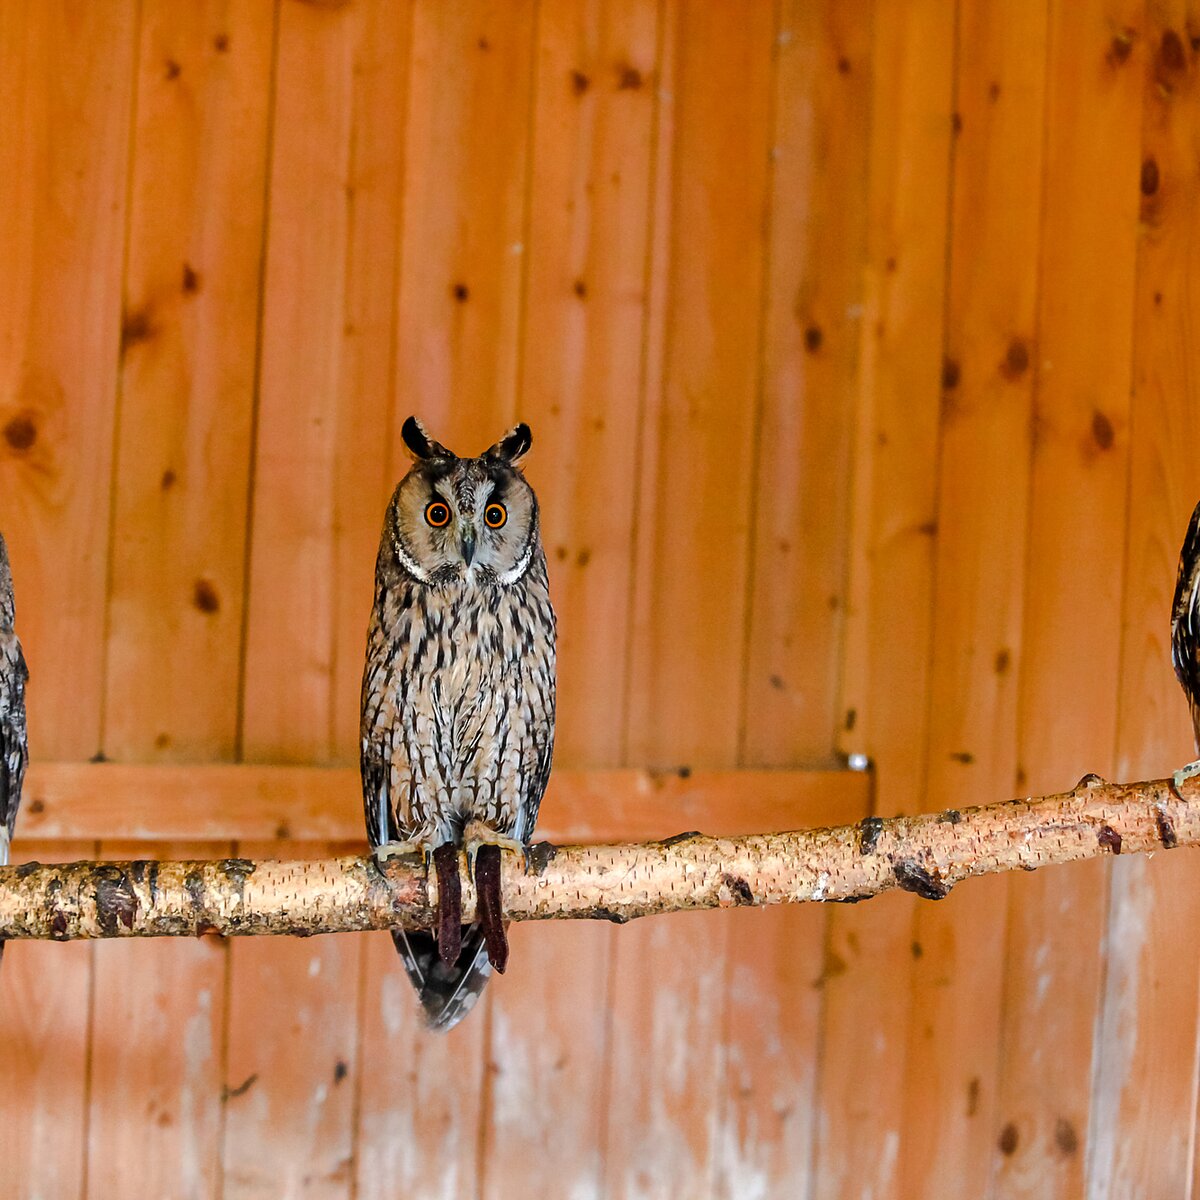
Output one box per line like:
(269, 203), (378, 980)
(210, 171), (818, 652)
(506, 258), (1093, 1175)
(432, 843), (463, 966)
(463, 820), (528, 873)
(474, 845), (509, 973)
(373, 839), (432, 868)
(1173, 759), (1200, 795)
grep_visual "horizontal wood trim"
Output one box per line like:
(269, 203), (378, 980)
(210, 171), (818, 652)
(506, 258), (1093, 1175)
(19, 763), (871, 844)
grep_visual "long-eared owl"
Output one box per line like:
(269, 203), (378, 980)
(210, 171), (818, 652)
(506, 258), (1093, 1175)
(360, 418), (556, 1030)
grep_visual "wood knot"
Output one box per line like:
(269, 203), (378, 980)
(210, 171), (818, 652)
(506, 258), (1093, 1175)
(193, 579), (220, 614)
(1000, 338), (1030, 380)
(998, 1122), (1019, 1155)
(3, 413), (37, 453)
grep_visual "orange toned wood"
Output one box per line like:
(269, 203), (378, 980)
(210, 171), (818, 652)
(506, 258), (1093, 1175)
(0, 840), (95, 1200)
(0, 1), (136, 759)
(715, 904), (827, 1198)
(1095, 4), (1200, 1196)
(605, 910), (730, 1197)
(623, 0), (775, 769)
(895, 0), (1050, 1193)
(353, 928), (487, 1200)
(741, 0), (872, 770)
(815, 0), (955, 1194)
(86, 840), (230, 1199)
(391, 0), (537, 456)
(609, 4), (776, 1194)
(813, 890), (917, 1200)
(104, 0), (274, 764)
(519, 0), (659, 768)
(221, 841), (360, 1200)
(992, 2), (1144, 1194)
(481, 921), (612, 1198)
(724, 5), (872, 1194)
(21, 761), (868, 843)
(241, 0), (402, 766)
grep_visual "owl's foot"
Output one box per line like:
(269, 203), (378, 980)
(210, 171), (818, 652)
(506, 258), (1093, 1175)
(432, 843), (463, 966)
(462, 820), (528, 871)
(473, 845), (508, 974)
(373, 839), (431, 867)
(1173, 759), (1200, 795)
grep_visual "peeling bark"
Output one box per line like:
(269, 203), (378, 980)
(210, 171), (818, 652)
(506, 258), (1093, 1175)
(0, 775), (1195, 940)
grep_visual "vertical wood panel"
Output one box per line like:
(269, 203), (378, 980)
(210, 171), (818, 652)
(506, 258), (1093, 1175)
(720, 4), (872, 1195)
(0, 9), (135, 1198)
(87, 841), (230, 1200)
(241, 0), (403, 766)
(815, 0), (955, 1193)
(0, 841), (96, 1200)
(1092, 5), (1200, 1197)
(0, 0), (136, 759)
(623, 0), (774, 768)
(895, 1), (1049, 1193)
(481, 923), (612, 1200)
(105, 0), (274, 763)
(354, 932), (487, 1200)
(608, 3), (775, 1196)
(391, 0), (537, 456)
(222, 842), (360, 1200)
(742, 0), (871, 770)
(993, 1), (1144, 1194)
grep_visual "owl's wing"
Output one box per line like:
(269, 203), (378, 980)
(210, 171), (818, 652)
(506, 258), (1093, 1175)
(515, 625), (556, 844)
(0, 635), (28, 865)
(360, 605), (404, 850)
(1172, 500), (1200, 752)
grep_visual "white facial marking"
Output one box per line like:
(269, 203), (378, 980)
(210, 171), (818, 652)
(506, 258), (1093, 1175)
(394, 536), (430, 583)
(497, 539), (533, 585)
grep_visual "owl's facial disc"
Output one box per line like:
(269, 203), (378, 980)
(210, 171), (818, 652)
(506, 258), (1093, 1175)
(390, 425), (538, 585)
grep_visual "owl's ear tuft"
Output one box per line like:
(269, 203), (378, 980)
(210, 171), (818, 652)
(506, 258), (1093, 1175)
(401, 416), (454, 462)
(482, 423), (532, 466)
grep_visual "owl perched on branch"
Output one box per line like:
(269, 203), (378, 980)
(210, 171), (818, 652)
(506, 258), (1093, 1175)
(0, 533), (28, 893)
(360, 417), (556, 1030)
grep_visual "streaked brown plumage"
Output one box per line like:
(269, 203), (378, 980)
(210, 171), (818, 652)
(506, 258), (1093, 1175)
(0, 532), (28, 963)
(360, 418), (556, 1030)
(1172, 499), (1200, 774)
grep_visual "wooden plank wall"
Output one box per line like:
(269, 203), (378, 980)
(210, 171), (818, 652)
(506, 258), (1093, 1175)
(3, 1), (1200, 1197)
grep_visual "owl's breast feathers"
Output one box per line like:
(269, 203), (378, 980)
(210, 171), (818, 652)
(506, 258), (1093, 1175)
(361, 549), (556, 848)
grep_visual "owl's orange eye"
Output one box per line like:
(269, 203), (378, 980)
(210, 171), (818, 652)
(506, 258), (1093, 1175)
(484, 503), (507, 529)
(425, 501), (451, 528)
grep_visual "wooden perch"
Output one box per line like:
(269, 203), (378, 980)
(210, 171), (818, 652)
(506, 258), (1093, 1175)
(0, 772), (1194, 941)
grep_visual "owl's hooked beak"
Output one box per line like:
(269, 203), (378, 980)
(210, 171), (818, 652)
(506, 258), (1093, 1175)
(459, 525), (477, 567)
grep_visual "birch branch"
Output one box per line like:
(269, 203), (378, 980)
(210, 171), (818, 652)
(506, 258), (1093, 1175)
(0, 773), (1193, 940)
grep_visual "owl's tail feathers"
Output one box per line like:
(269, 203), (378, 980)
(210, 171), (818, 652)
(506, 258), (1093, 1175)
(392, 926), (492, 1032)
